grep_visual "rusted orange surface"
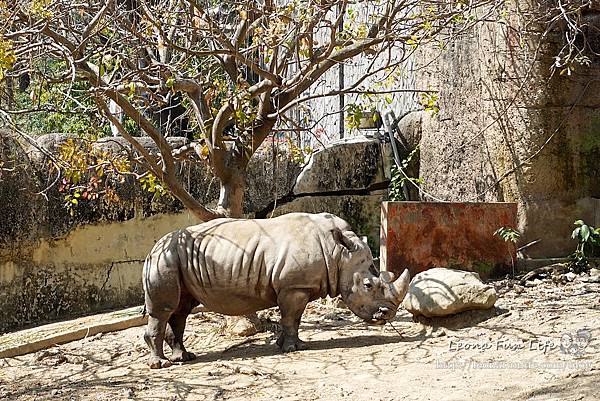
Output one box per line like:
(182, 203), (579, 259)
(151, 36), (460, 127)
(380, 202), (518, 279)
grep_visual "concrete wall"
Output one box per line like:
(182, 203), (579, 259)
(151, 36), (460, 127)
(0, 212), (198, 331)
(0, 133), (390, 332)
(405, 1), (600, 257)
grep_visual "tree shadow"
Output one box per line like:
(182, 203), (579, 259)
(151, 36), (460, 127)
(411, 307), (510, 330)
(188, 332), (417, 365)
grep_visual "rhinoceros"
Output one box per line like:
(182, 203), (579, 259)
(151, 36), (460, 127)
(142, 212), (410, 368)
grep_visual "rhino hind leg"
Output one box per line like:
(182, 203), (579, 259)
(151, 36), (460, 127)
(276, 290), (310, 352)
(143, 248), (183, 369)
(165, 288), (199, 363)
(144, 313), (173, 369)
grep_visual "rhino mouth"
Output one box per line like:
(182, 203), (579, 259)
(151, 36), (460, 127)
(366, 312), (388, 325)
(367, 307), (393, 325)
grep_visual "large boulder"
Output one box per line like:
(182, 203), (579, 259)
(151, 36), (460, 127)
(271, 192), (384, 251)
(402, 268), (498, 317)
(396, 110), (426, 150)
(293, 136), (390, 195)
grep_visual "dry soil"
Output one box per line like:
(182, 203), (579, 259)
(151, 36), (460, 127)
(1, 279), (599, 401)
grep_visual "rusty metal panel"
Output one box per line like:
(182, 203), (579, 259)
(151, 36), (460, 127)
(380, 202), (518, 279)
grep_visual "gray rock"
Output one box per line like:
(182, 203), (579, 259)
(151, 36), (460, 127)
(402, 268), (498, 317)
(293, 136), (390, 195)
(245, 148), (303, 213)
(396, 110), (426, 149)
(579, 268), (600, 283)
(525, 279), (543, 287)
(271, 192), (384, 251)
(564, 272), (577, 282)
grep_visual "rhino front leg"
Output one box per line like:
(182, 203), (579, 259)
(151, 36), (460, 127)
(276, 289), (310, 352)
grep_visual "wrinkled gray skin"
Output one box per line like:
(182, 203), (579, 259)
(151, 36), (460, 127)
(143, 212), (410, 369)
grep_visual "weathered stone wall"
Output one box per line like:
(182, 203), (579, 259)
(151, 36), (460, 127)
(0, 132), (390, 332)
(407, 1), (600, 257)
(0, 212), (198, 331)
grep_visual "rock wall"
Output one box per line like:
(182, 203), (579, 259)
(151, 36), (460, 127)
(0, 132), (390, 332)
(407, 1), (600, 257)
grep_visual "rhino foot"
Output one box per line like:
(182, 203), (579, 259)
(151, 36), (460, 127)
(277, 334), (308, 352)
(170, 351), (197, 363)
(148, 357), (173, 369)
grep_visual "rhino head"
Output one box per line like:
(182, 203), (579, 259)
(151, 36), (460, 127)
(332, 229), (411, 325)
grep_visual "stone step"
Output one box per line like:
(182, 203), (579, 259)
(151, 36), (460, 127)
(0, 306), (147, 359)
(0, 305), (210, 359)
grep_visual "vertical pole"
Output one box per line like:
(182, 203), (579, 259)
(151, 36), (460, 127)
(338, 4), (345, 140)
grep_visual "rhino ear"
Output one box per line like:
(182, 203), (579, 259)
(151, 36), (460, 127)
(331, 228), (357, 251)
(352, 271), (364, 289)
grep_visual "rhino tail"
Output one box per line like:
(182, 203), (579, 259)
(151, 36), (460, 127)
(142, 232), (185, 315)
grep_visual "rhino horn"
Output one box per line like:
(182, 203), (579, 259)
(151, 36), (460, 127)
(387, 269), (410, 303)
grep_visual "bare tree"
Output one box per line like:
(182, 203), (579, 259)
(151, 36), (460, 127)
(0, 0), (498, 219)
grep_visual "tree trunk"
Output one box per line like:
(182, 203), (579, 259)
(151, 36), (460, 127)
(216, 170), (246, 218)
(213, 156), (261, 336)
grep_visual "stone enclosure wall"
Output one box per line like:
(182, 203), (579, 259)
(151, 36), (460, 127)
(0, 132), (390, 332)
(399, 1), (600, 258)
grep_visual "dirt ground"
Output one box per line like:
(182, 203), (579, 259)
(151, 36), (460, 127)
(1, 278), (599, 401)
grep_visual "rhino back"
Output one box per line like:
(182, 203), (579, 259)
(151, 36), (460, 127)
(176, 213), (343, 315)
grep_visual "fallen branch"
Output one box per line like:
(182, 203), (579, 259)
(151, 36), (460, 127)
(519, 263), (569, 285)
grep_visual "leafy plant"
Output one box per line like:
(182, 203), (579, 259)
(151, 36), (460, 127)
(0, 35), (15, 80)
(419, 93), (439, 115)
(54, 138), (171, 214)
(139, 173), (171, 201)
(286, 137), (313, 165)
(494, 226), (521, 243)
(63, 190), (82, 217)
(494, 226), (521, 275)
(345, 104), (367, 129)
(569, 220), (600, 273)
(389, 146), (422, 201)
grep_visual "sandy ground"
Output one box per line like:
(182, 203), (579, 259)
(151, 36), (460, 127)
(1, 279), (599, 401)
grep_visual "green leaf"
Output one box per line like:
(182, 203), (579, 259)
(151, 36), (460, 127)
(574, 220), (584, 226)
(580, 224), (590, 242)
(128, 82), (136, 97)
(572, 227), (581, 239)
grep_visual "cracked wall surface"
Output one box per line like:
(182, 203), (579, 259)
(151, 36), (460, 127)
(409, 1), (600, 257)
